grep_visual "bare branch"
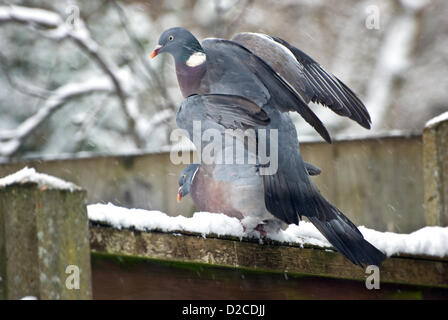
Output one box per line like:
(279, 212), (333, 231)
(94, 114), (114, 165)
(224, 0), (254, 38)
(72, 95), (108, 152)
(0, 4), (145, 148)
(0, 4), (62, 28)
(212, 0), (253, 38)
(110, 0), (177, 111)
(65, 20), (144, 147)
(0, 52), (52, 99)
(0, 78), (113, 157)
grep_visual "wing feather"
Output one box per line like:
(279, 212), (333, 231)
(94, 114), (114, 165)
(231, 33), (371, 129)
(202, 39), (332, 143)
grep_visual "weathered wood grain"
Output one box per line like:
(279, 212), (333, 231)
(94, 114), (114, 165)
(0, 134), (425, 233)
(301, 134), (424, 233)
(424, 116), (448, 227)
(91, 253), (448, 300)
(90, 225), (448, 288)
(0, 183), (92, 300)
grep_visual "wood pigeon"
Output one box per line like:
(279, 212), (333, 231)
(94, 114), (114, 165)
(152, 28), (386, 267)
(178, 162), (321, 202)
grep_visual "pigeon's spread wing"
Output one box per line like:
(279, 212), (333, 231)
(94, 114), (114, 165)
(200, 94), (270, 129)
(271, 36), (371, 129)
(180, 94), (270, 130)
(202, 39), (331, 143)
(231, 33), (371, 129)
(231, 33), (312, 103)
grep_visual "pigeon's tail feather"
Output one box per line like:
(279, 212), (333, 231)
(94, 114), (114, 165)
(306, 193), (386, 267)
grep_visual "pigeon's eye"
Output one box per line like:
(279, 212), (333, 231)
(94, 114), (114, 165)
(182, 174), (186, 179)
(168, 35), (174, 41)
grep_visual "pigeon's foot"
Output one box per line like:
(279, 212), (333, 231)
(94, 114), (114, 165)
(241, 217), (283, 238)
(241, 223), (266, 237)
(254, 224), (268, 238)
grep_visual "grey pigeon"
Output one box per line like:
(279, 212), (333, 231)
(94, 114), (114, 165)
(178, 161), (321, 201)
(177, 163), (200, 202)
(152, 28), (386, 267)
(174, 93), (385, 267)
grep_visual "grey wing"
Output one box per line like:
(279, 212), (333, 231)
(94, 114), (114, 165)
(304, 162), (321, 176)
(201, 94), (270, 129)
(176, 94), (270, 132)
(231, 33), (371, 129)
(202, 38), (331, 143)
(231, 33), (313, 103)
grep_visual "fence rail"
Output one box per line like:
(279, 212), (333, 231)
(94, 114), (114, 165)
(1, 113), (447, 299)
(0, 132), (425, 233)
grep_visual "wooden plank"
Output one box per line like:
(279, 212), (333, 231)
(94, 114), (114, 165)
(91, 253), (448, 300)
(0, 152), (197, 218)
(0, 134), (424, 232)
(423, 115), (448, 226)
(0, 182), (92, 300)
(89, 225), (448, 289)
(301, 135), (424, 233)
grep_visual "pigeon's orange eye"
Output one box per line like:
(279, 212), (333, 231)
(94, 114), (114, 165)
(169, 35), (174, 41)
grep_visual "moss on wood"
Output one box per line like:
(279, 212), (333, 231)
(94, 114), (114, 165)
(0, 182), (92, 300)
(90, 225), (448, 289)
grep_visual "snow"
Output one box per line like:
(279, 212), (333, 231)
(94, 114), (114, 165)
(87, 203), (448, 258)
(359, 225), (448, 258)
(425, 111), (448, 128)
(0, 167), (80, 191)
(0, 5), (62, 27)
(137, 109), (174, 138)
(0, 78), (113, 157)
(0, 4), (150, 157)
(88, 203), (244, 237)
(0, 139), (20, 156)
(365, 12), (417, 129)
(400, 0), (429, 11)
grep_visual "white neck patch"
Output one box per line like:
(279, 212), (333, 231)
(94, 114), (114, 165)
(191, 165), (199, 184)
(186, 52), (206, 67)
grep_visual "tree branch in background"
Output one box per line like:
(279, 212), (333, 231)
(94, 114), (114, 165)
(0, 4), (145, 150)
(72, 95), (109, 152)
(0, 52), (52, 100)
(0, 78), (113, 157)
(111, 0), (176, 112)
(212, 0), (253, 39)
(224, 0), (254, 39)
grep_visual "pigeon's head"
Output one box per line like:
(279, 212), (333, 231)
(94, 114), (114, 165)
(151, 27), (204, 63)
(177, 163), (200, 202)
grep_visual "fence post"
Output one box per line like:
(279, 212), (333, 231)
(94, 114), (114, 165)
(0, 168), (92, 300)
(423, 112), (448, 227)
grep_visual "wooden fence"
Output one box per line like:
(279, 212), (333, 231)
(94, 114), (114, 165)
(0, 113), (447, 299)
(0, 133), (424, 233)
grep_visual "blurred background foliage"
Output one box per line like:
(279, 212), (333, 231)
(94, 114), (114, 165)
(0, 0), (447, 159)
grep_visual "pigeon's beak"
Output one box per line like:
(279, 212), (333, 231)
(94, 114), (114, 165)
(177, 188), (182, 202)
(150, 45), (162, 59)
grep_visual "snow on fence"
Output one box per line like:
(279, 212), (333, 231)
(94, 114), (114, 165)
(0, 132), (424, 233)
(88, 202), (448, 259)
(0, 112), (447, 299)
(0, 168), (92, 300)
